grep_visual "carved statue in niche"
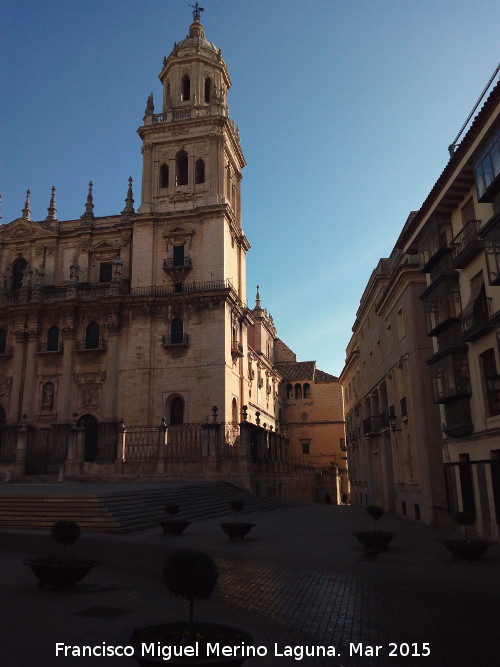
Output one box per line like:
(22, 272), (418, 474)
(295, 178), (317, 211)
(22, 266), (33, 287)
(34, 263), (45, 285)
(70, 257), (80, 283)
(2, 266), (12, 289)
(41, 382), (55, 412)
(112, 255), (123, 281)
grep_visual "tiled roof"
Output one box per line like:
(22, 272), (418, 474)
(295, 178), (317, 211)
(275, 361), (315, 382)
(275, 361), (339, 384)
(315, 369), (339, 383)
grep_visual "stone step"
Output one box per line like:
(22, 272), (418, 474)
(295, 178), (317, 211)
(0, 482), (302, 533)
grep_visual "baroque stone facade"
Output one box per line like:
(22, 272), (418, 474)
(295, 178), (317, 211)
(0, 10), (344, 489)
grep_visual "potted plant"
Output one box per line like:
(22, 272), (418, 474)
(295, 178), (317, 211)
(23, 520), (100, 590)
(131, 550), (253, 666)
(219, 500), (255, 540)
(353, 505), (395, 551)
(443, 512), (493, 561)
(160, 503), (190, 536)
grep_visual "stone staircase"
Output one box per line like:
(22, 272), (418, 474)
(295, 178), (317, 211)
(0, 482), (300, 533)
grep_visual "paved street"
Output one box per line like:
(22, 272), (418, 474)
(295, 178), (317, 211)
(0, 492), (499, 667)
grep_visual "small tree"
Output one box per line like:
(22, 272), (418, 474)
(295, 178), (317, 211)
(366, 505), (384, 532)
(230, 500), (244, 523)
(163, 550), (218, 625)
(165, 503), (179, 519)
(51, 520), (81, 557)
(454, 511), (475, 541)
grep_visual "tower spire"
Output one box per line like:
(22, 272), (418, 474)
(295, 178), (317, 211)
(22, 188), (31, 220)
(46, 186), (57, 221)
(122, 176), (135, 214)
(81, 180), (95, 223)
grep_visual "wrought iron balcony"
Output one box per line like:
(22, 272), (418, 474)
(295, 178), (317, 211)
(37, 342), (63, 354)
(163, 257), (193, 271)
(162, 334), (189, 347)
(362, 413), (389, 436)
(231, 341), (244, 358)
(451, 220), (483, 269)
(461, 293), (492, 342)
(74, 339), (106, 352)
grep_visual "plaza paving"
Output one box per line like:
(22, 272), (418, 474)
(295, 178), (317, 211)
(0, 486), (499, 666)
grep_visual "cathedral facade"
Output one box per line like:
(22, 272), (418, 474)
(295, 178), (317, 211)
(0, 9), (344, 491)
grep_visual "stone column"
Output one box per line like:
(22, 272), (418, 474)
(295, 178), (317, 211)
(58, 326), (76, 423)
(139, 143), (154, 212)
(9, 330), (26, 422)
(102, 318), (121, 421)
(20, 329), (39, 420)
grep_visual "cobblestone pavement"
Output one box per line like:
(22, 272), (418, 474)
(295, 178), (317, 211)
(0, 496), (499, 667)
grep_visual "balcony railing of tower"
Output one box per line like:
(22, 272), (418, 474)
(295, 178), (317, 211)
(152, 103), (227, 124)
(163, 257), (192, 270)
(2, 278), (242, 304)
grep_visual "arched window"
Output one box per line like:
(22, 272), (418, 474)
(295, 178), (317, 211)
(47, 326), (59, 352)
(77, 414), (99, 462)
(171, 318), (184, 344)
(12, 257), (27, 290)
(160, 164), (169, 189)
(0, 329), (6, 355)
(176, 150), (188, 186)
(295, 384), (302, 399)
(168, 396), (185, 425)
(303, 383), (311, 399)
(181, 75), (190, 101)
(204, 77), (212, 103)
(286, 383), (293, 399)
(232, 398), (238, 424)
(195, 159), (205, 184)
(85, 322), (100, 349)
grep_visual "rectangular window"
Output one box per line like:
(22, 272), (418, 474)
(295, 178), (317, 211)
(396, 308), (405, 340)
(99, 262), (113, 283)
(480, 348), (500, 416)
(491, 450), (500, 524)
(376, 340), (382, 365)
(474, 128), (500, 201)
(173, 245), (185, 267)
(400, 396), (408, 418)
(301, 441), (310, 455)
(459, 453), (475, 518)
(386, 324), (393, 352)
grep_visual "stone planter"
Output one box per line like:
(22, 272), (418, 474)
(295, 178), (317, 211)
(219, 523), (255, 540)
(160, 520), (191, 536)
(443, 539), (493, 561)
(353, 531), (395, 550)
(24, 557), (100, 590)
(131, 622), (253, 666)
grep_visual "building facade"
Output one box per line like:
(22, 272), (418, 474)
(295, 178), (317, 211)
(341, 78), (500, 538)
(0, 9), (344, 489)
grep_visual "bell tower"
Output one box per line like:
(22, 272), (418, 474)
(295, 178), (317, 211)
(137, 4), (245, 223)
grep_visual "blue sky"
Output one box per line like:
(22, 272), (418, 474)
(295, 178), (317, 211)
(1, 0), (499, 375)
